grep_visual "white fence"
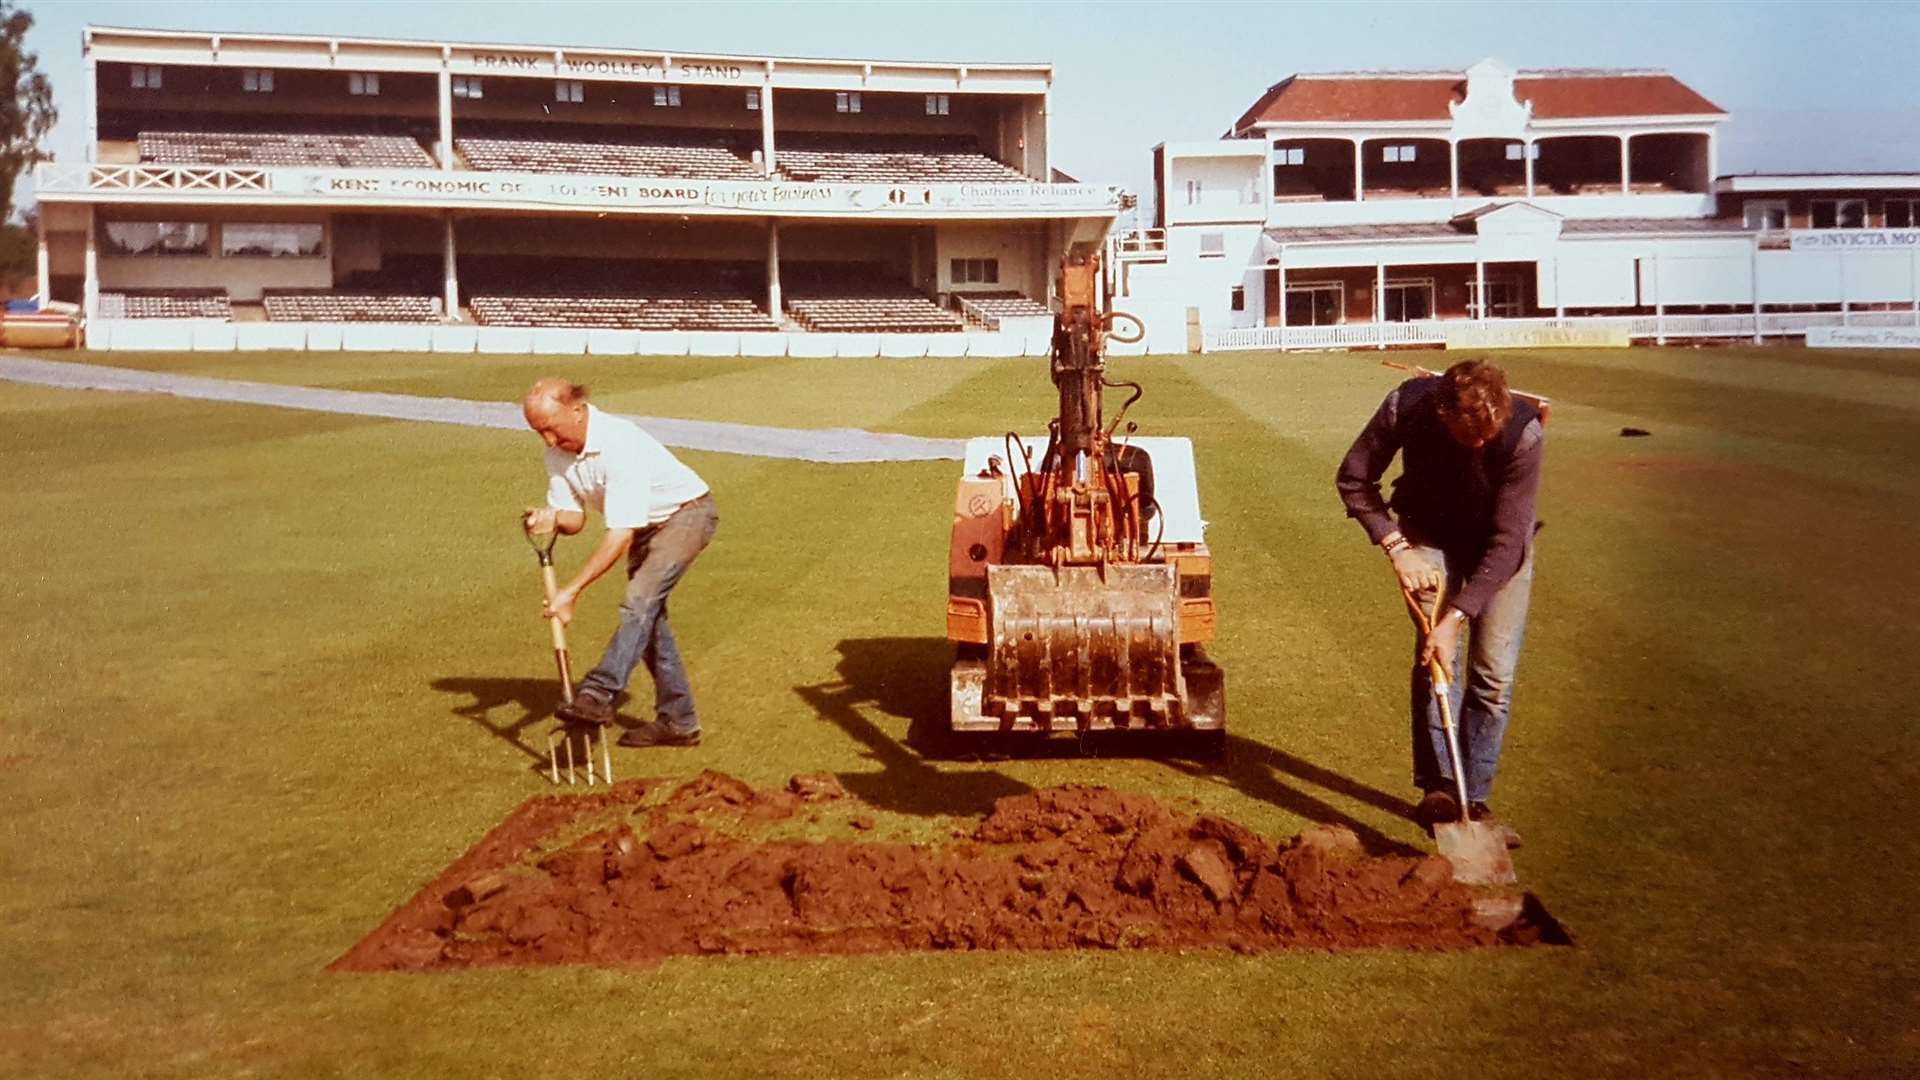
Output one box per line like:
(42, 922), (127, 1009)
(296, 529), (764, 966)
(1203, 310), (1909, 352)
(84, 320), (1058, 358)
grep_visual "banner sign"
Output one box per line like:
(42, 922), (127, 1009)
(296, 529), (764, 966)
(1806, 325), (1920, 349)
(1790, 229), (1920, 251)
(1444, 323), (1630, 349)
(42, 164), (1121, 218)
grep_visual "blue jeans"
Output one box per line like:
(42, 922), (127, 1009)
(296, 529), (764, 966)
(580, 494), (718, 734)
(1408, 541), (1534, 803)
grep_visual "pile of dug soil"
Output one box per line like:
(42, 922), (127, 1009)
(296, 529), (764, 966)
(333, 772), (1559, 972)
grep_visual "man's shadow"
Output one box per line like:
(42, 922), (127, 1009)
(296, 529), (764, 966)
(430, 675), (630, 777)
(800, 637), (1425, 854)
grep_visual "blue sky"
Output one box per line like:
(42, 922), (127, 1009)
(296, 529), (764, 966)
(23, 0), (1920, 202)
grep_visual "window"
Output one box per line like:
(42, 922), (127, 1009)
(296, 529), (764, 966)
(1274, 146), (1305, 166)
(1811, 198), (1866, 229)
(453, 76), (483, 99)
(221, 223), (324, 258)
(1381, 144), (1417, 163)
(951, 258), (999, 285)
(745, 88), (760, 111)
(348, 72), (380, 96)
(1477, 279), (1523, 319)
(102, 222), (208, 257)
(653, 85), (681, 107)
(926, 94), (949, 116)
(1743, 199), (1789, 231)
(1229, 285), (1246, 312)
(555, 80), (584, 104)
(1285, 283), (1343, 326)
(836, 91), (861, 113)
(1885, 199), (1920, 228)
(241, 69), (274, 93)
(1184, 178), (1200, 206)
(130, 65), (163, 90)
(1198, 232), (1226, 258)
(1383, 278), (1435, 322)
(1503, 142), (1540, 161)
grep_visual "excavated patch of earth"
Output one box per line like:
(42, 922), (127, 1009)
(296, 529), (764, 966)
(332, 771), (1565, 972)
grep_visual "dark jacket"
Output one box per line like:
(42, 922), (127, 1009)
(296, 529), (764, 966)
(1335, 375), (1544, 618)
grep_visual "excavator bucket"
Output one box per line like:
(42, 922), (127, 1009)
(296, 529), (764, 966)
(950, 563), (1221, 733)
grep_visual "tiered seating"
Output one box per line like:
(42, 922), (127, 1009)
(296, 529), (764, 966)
(261, 290), (438, 323)
(776, 135), (1029, 183)
(955, 291), (1050, 328)
(98, 288), (232, 320)
(139, 131), (435, 169)
(457, 134), (760, 180)
(470, 293), (777, 332)
(786, 277), (964, 333)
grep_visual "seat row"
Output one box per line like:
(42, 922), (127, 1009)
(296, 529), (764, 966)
(99, 289), (234, 320)
(470, 295), (778, 332)
(139, 131), (435, 170)
(785, 291), (965, 333)
(776, 148), (1029, 184)
(261, 291), (440, 323)
(456, 137), (763, 181)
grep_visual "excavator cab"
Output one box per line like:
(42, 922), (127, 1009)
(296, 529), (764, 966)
(944, 248), (1224, 746)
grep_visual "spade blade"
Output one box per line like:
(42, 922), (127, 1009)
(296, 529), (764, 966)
(1435, 821), (1517, 886)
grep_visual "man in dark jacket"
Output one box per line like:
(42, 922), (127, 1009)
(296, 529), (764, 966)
(1336, 360), (1543, 844)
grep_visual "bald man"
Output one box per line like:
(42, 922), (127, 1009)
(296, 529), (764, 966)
(522, 378), (719, 747)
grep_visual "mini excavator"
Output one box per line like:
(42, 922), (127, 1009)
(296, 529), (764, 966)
(945, 245), (1224, 749)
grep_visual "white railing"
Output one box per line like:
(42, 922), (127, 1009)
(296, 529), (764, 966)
(1200, 310), (1908, 352)
(36, 163), (272, 194)
(1110, 228), (1167, 259)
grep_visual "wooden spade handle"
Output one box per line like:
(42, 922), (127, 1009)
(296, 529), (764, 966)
(540, 562), (574, 703)
(1399, 583), (1451, 689)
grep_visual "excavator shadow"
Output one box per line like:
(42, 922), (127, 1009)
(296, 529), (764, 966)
(802, 637), (1423, 853)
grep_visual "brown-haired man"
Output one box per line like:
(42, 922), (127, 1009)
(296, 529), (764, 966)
(1336, 359), (1543, 845)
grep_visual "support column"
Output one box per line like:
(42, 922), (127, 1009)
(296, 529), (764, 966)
(84, 50), (98, 162)
(1448, 140), (1459, 201)
(1751, 235), (1764, 344)
(1474, 259), (1486, 322)
(83, 206), (98, 320)
(1374, 260), (1386, 349)
(1839, 247), (1849, 326)
(1620, 135), (1631, 195)
(442, 212), (459, 320)
(437, 69), (454, 171)
(1354, 140), (1365, 202)
(35, 206), (49, 305)
(760, 85), (777, 176)
(1523, 140), (1535, 200)
(1911, 242), (1919, 329)
(1276, 253), (1287, 347)
(1553, 255), (1564, 320)
(766, 218), (782, 318)
(1651, 251), (1665, 345)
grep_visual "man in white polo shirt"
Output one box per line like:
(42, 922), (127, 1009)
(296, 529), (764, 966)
(521, 377), (719, 748)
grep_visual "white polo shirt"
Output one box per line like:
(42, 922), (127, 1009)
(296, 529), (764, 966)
(544, 405), (710, 529)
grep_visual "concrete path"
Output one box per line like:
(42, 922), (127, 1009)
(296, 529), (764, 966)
(0, 355), (965, 463)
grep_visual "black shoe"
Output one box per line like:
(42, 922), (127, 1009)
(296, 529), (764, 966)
(1468, 802), (1523, 850)
(1416, 788), (1460, 828)
(617, 722), (701, 749)
(555, 690), (614, 727)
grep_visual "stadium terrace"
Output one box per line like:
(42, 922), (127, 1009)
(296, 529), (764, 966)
(27, 31), (1920, 356)
(1116, 60), (1920, 352)
(32, 25), (1105, 356)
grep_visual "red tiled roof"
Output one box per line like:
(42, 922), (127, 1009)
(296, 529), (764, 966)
(1233, 71), (1725, 131)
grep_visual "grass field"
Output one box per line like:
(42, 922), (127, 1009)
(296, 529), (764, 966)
(2, 345), (1916, 1078)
